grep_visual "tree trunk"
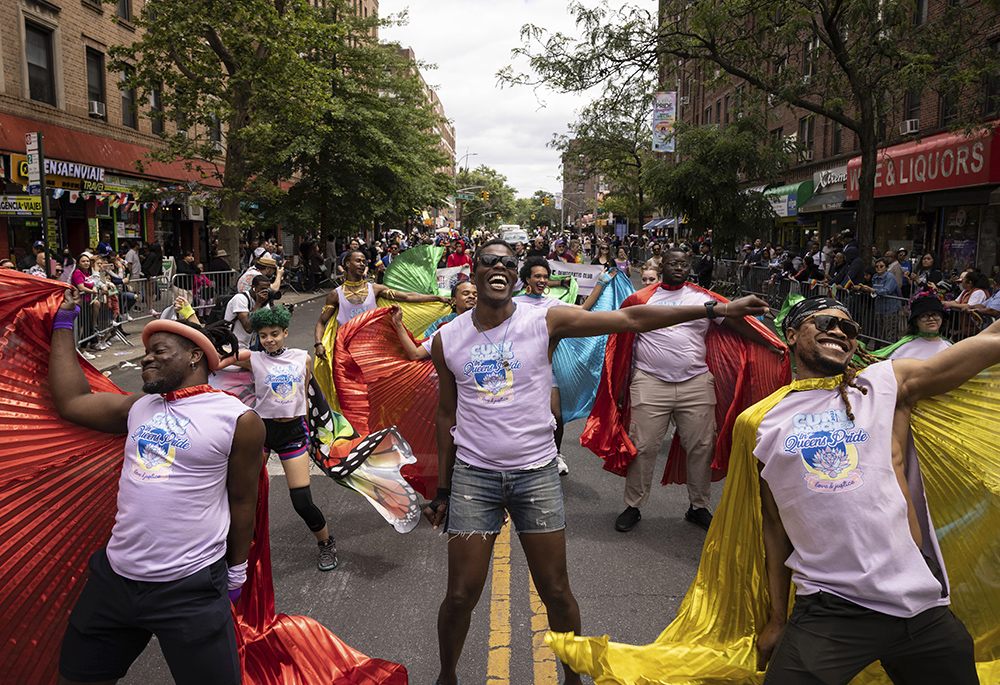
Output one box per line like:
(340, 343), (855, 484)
(855, 97), (877, 265)
(218, 92), (250, 272)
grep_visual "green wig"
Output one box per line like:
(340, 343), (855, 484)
(249, 305), (291, 331)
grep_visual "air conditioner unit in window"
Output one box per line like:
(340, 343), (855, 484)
(212, 140), (223, 152)
(178, 130), (189, 140)
(679, 96), (690, 106)
(184, 204), (204, 221)
(88, 101), (106, 117)
(899, 119), (920, 135)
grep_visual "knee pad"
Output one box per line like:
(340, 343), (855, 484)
(288, 485), (326, 532)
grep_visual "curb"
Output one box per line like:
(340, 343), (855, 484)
(94, 290), (329, 373)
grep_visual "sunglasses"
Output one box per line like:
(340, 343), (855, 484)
(804, 315), (861, 339)
(917, 312), (943, 321)
(478, 253), (518, 270)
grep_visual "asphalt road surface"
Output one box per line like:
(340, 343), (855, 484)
(109, 297), (721, 685)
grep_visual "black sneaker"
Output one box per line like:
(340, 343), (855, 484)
(614, 506), (641, 532)
(684, 506), (713, 531)
(318, 536), (338, 571)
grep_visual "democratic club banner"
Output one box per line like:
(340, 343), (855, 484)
(547, 261), (608, 296)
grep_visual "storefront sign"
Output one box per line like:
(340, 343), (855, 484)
(845, 130), (1000, 201)
(765, 181), (814, 218)
(83, 173), (147, 194)
(814, 166), (848, 192)
(88, 217), (99, 246)
(0, 195), (42, 216)
(11, 154), (106, 190)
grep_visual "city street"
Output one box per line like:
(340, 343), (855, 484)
(110, 296), (721, 685)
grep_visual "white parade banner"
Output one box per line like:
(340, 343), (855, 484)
(436, 265), (471, 294)
(547, 260), (609, 296)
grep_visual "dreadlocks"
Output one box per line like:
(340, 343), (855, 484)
(172, 319), (242, 367)
(837, 347), (882, 421)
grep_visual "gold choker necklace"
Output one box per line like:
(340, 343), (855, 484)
(343, 279), (365, 287)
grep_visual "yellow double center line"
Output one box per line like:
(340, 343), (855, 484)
(486, 524), (559, 684)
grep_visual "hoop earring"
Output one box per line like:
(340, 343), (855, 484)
(543, 286), (551, 295)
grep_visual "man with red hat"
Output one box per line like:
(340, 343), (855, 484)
(48, 294), (264, 685)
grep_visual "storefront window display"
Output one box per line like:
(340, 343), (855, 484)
(940, 205), (982, 276)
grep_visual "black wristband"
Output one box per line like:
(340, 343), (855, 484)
(704, 301), (718, 319)
(314, 342), (324, 348)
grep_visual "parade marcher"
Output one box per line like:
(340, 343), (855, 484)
(752, 296), (989, 683)
(48, 296), (264, 685)
(513, 256), (614, 475)
(424, 239), (771, 685)
(614, 247), (631, 274)
(393, 281), (478, 361)
(592, 242), (613, 268)
(585, 248), (787, 534)
(644, 243), (664, 272)
(313, 249), (448, 361)
(229, 306), (338, 571)
(547, 238), (573, 262)
(640, 266), (661, 287)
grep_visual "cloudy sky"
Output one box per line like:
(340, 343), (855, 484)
(381, 0), (642, 198)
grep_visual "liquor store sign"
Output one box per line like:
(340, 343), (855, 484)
(12, 154), (105, 190)
(0, 195), (43, 216)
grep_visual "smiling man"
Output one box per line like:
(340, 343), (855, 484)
(754, 295), (996, 683)
(424, 239), (769, 685)
(48, 295), (264, 685)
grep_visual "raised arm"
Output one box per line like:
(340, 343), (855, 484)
(894, 317), (1000, 404)
(577, 268), (615, 311)
(225, 410), (266, 569)
(546, 294), (769, 341)
(314, 291), (338, 359)
(424, 334), (457, 529)
(375, 283), (448, 305)
(49, 292), (142, 433)
(757, 471), (793, 671)
(391, 305), (430, 361)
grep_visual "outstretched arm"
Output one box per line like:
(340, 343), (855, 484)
(895, 317), (1000, 404)
(757, 471), (793, 671)
(391, 305), (430, 361)
(375, 284), (448, 305)
(722, 315), (785, 356)
(424, 335), (457, 529)
(49, 292), (142, 433)
(226, 410), (266, 568)
(546, 295), (769, 341)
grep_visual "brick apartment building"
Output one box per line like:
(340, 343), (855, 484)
(561, 142), (612, 237)
(667, 0), (1000, 275)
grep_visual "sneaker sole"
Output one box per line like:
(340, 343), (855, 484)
(318, 560), (338, 572)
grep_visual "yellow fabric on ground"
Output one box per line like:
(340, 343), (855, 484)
(548, 367), (1000, 684)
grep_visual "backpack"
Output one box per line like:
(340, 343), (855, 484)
(206, 290), (251, 327)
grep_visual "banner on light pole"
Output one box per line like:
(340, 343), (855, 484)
(554, 192), (563, 210)
(652, 92), (676, 153)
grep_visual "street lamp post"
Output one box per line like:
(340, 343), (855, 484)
(454, 149), (478, 232)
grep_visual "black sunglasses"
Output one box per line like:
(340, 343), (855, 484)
(805, 315), (861, 339)
(478, 253), (518, 270)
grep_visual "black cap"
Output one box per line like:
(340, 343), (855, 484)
(908, 294), (947, 322)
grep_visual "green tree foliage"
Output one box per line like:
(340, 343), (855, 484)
(503, 0), (1000, 258)
(553, 87), (656, 233)
(455, 165), (518, 231)
(645, 116), (790, 254)
(110, 0), (450, 262)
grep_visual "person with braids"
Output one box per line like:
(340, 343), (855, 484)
(753, 295), (990, 684)
(48, 291), (265, 685)
(313, 248), (448, 361)
(229, 305), (337, 572)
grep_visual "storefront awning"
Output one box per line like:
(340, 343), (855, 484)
(643, 218), (672, 229)
(799, 188), (846, 213)
(765, 180), (814, 218)
(0, 112), (221, 187)
(845, 129), (1000, 201)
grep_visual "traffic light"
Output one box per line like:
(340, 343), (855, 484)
(480, 190), (490, 201)
(531, 214), (536, 219)
(543, 197), (550, 206)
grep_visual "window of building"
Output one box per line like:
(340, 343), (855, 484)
(724, 94), (730, 124)
(150, 87), (164, 135)
(86, 48), (105, 117)
(121, 68), (137, 129)
(716, 100), (722, 125)
(913, 0), (928, 24)
(803, 36), (819, 79)
(704, 106), (712, 125)
(832, 122), (843, 155)
(117, 0), (131, 22)
(25, 22), (56, 105)
(940, 92), (958, 126)
(770, 127), (783, 143)
(904, 90), (922, 122)
(798, 116), (815, 157)
(986, 41), (1000, 116)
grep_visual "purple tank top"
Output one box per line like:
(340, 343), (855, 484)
(513, 293), (570, 310)
(439, 306), (557, 470)
(336, 283), (378, 326)
(106, 388), (252, 581)
(250, 348), (309, 419)
(754, 361), (948, 617)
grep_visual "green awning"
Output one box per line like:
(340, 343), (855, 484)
(764, 180), (814, 217)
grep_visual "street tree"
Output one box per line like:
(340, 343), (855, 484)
(455, 165), (518, 231)
(644, 116), (790, 255)
(552, 88), (656, 235)
(502, 0), (1000, 258)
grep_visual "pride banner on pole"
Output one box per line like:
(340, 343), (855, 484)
(652, 92), (677, 153)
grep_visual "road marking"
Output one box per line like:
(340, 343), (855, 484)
(530, 576), (559, 684)
(486, 524), (511, 684)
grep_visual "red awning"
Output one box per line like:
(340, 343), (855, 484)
(845, 129), (1000, 201)
(0, 112), (221, 187)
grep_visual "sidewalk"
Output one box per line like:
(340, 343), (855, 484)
(86, 289), (328, 373)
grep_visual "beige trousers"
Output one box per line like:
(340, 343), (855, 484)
(624, 369), (716, 509)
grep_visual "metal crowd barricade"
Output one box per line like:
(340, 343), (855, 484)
(74, 274), (170, 350)
(171, 270), (239, 319)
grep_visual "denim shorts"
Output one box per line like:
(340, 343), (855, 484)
(447, 458), (565, 535)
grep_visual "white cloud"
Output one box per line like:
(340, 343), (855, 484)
(380, 0), (640, 197)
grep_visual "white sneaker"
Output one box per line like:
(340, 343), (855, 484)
(556, 454), (569, 476)
(79, 350), (96, 360)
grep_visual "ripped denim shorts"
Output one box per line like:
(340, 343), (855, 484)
(446, 457), (566, 535)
